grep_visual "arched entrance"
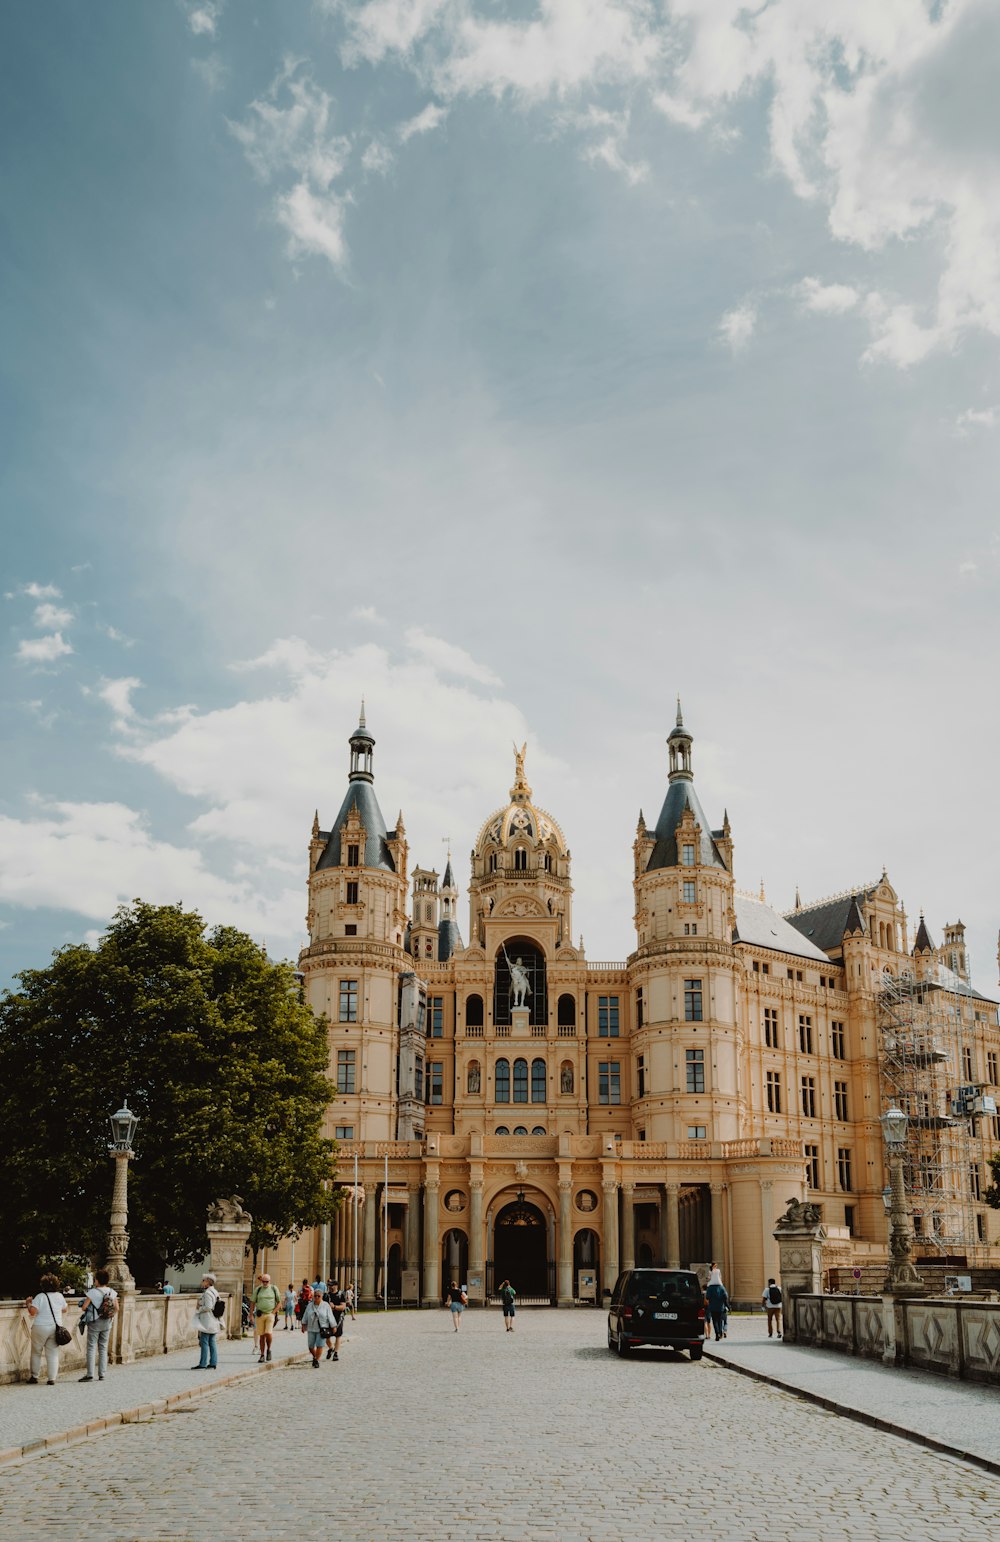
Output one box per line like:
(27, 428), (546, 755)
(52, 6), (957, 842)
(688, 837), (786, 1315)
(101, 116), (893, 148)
(491, 1192), (551, 1301)
(441, 1228), (468, 1300)
(573, 1228), (600, 1304)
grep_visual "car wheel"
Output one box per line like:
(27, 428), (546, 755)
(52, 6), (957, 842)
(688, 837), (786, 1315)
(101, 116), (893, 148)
(689, 1345), (704, 1361)
(615, 1330), (630, 1357)
(607, 1326), (615, 1351)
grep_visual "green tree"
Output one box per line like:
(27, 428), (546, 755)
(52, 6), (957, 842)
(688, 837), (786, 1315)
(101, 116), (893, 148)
(0, 901), (338, 1292)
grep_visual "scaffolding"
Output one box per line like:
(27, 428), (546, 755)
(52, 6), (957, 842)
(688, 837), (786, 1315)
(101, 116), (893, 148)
(877, 970), (984, 1257)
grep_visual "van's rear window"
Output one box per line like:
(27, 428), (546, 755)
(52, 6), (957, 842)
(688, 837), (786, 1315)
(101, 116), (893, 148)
(626, 1271), (702, 1304)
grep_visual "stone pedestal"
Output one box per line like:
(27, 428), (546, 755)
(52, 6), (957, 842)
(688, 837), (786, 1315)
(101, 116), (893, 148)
(773, 1198), (826, 1344)
(511, 1007), (530, 1034)
(206, 1196), (253, 1338)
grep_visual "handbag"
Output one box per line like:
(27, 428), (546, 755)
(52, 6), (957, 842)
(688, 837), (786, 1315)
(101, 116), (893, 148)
(45, 1293), (72, 1346)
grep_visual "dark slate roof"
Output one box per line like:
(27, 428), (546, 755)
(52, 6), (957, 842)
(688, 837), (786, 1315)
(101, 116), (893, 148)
(912, 914), (935, 954)
(646, 779), (726, 872)
(733, 896), (830, 964)
(785, 886), (877, 953)
(843, 894), (867, 937)
(438, 918), (463, 962)
(315, 780), (396, 873)
(442, 857), (455, 889)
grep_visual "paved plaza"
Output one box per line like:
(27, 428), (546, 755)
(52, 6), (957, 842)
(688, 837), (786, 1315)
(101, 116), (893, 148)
(2, 1309), (1000, 1540)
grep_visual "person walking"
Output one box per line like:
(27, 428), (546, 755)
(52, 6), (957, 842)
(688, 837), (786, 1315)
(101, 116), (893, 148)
(346, 1282), (356, 1318)
(25, 1272), (68, 1385)
(761, 1277), (783, 1339)
(326, 1281), (348, 1361)
(252, 1272), (282, 1363)
(192, 1273), (222, 1370)
(498, 1279), (517, 1332)
(705, 1268), (729, 1342)
(282, 1284), (296, 1329)
(77, 1267), (118, 1382)
(301, 1289), (336, 1368)
(446, 1280), (467, 1330)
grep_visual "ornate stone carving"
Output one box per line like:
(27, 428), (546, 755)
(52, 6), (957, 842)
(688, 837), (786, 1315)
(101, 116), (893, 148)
(775, 1196), (822, 1230)
(207, 1195), (253, 1225)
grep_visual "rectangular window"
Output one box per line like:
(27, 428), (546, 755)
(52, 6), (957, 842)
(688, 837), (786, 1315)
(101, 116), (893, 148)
(598, 996), (620, 1037)
(637, 1129), (646, 1142)
(798, 1015), (813, 1054)
(805, 1143), (819, 1189)
(962, 1046), (974, 1081)
(687, 1126), (707, 1139)
(844, 1204), (855, 1236)
(346, 881), (359, 905)
(764, 1008), (779, 1049)
(766, 1070), (782, 1114)
(684, 979), (703, 1022)
(344, 924), (357, 936)
(837, 1148), (853, 1191)
(636, 987), (643, 1028)
(977, 1213), (986, 1242)
(429, 996), (444, 1037)
(801, 1076), (816, 1118)
(989, 1051), (999, 1085)
(334, 1125), (354, 1140)
(971, 1162), (982, 1201)
(427, 1062), (443, 1105)
(681, 843), (695, 866)
(831, 1021), (846, 1060)
(682, 879), (697, 903)
(686, 1047), (705, 1093)
(762, 962), (769, 975)
(834, 1080), (848, 1121)
(338, 979), (358, 1022)
(414, 1057), (423, 1102)
(336, 1049), (356, 1094)
(753, 960), (760, 973)
(637, 1054), (646, 1098)
(598, 1060), (621, 1105)
(346, 843), (359, 867)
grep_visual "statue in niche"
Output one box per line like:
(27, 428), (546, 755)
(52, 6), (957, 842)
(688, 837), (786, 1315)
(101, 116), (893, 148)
(503, 944), (531, 1008)
(467, 1062), (481, 1094)
(560, 1062), (574, 1094)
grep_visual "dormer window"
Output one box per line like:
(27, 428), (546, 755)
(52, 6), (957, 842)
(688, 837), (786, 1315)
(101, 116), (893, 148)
(514, 848), (527, 872)
(347, 843), (359, 867)
(681, 843), (695, 866)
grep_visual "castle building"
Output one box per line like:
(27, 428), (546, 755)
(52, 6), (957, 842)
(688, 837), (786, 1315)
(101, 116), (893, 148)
(288, 707), (1000, 1307)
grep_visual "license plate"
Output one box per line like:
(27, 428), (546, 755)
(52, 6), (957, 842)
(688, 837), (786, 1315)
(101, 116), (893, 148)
(653, 1312), (678, 1320)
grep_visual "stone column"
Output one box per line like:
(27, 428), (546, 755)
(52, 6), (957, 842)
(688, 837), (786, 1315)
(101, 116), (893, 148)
(558, 1178), (573, 1306)
(710, 1183), (725, 1270)
(404, 1188), (420, 1270)
(423, 1178), (440, 1306)
(361, 1182), (377, 1303)
(469, 1176), (485, 1304)
(602, 1177), (619, 1297)
(665, 1184), (680, 1269)
(772, 1200), (826, 1345)
(621, 1183), (636, 1273)
(206, 1197), (253, 1340)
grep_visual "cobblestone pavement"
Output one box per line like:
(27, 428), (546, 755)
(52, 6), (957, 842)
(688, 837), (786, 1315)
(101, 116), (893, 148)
(2, 1309), (1000, 1541)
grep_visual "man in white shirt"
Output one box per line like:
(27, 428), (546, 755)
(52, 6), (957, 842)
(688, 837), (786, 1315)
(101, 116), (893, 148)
(761, 1278), (783, 1339)
(78, 1267), (119, 1381)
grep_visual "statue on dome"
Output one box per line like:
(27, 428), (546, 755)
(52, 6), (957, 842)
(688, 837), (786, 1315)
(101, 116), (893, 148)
(503, 944), (531, 1008)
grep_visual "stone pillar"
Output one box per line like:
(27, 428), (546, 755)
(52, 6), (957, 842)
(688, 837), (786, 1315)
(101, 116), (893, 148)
(621, 1183), (636, 1273)
(665, 1184), (680, 1269)
(361, 1182), (377, 1303)
(558, 1178), (573, 1306)
(602, 1177), (619, 1297)
(206, 1197), (253, 1340)
(423, 1178), (440, 1305)
(469, 1176), (485, 1304)
(404, 1188), (420, 1271)
(772, 1200), (826, 1344)
(710, 1183), (725, 1271)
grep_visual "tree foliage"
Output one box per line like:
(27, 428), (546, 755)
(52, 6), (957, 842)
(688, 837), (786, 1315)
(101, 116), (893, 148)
(0, 902), (338, 1291)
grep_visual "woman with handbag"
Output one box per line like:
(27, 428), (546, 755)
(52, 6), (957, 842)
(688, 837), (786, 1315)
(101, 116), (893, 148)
(24, 1271), (70, 1384)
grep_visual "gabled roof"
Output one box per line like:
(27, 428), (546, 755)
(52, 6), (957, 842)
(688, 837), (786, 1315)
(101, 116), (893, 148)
(646, 779), (726, 872)
(315, 780), (396, 873)
(786, 885), (878, 953)
(733, 895), (831, 964)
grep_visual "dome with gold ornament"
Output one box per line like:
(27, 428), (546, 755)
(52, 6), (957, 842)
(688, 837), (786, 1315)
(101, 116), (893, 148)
(473, 743), (568, 859)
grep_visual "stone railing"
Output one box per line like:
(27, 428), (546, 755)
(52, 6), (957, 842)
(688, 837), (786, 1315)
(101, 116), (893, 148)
(791, 1293), (1000, 1385)
(0, 1292), (211, 1385)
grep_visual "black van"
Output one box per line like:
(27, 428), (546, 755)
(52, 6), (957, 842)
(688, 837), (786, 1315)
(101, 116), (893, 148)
(607, 1268), (705, 1359)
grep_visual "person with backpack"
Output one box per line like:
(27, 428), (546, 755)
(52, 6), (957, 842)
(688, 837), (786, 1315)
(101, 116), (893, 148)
(761, 1277), (783, 1339)
(192, 1272), (223, 1370)
(498, 1279), (517, 1332)
(77, 1267), (118, 1381)
(252, 1272), (282, 1363)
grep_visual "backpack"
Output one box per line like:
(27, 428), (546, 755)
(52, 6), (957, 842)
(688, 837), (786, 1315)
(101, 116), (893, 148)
(766, 1285), (782, 1306)
(99, 1290), (118, 1320)
(212, 1295), (227, 1318)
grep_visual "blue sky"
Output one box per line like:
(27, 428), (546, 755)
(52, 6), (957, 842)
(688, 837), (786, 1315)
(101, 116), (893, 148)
(2, 1), (998, 991)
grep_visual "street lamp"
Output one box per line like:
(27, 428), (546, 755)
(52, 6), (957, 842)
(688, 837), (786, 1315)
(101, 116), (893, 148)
(104, 1101), (139, 1293)
(879, 1105), (922, 1295)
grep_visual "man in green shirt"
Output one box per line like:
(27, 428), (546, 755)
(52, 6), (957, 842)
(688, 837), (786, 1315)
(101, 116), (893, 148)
(252, 1273), (282, 1362)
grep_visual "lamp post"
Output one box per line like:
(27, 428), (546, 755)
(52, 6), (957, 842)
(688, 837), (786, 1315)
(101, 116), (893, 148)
(105, 1101), (139, 1294)
(880, 1105), (922, 1295)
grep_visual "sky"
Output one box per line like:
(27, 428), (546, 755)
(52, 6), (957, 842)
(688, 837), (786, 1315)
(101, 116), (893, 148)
(1, 0), (998, 994)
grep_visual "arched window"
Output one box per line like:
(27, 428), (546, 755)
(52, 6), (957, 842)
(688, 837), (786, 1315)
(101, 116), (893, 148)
(513, 1126), (528, 1136)
(495, 1126), (509, 1136)
(531, 1058), (546, 1103)
(489, 852), (497, 872)
(514, 847), (527, 871)
(513, 1058), (528, 1102)
(543, 852), (552, 872)
(495, 1059), (510, 1102)
(465, 993), (484, 1028)
(531, 1126), (546, 1136)
(494, 939), (547, 1026)
(557, 993), (576, 1027)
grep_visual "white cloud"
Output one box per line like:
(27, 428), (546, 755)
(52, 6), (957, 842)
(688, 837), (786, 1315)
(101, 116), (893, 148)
(232, 636), (326, 675)
(795, 277), (860, 316)
(16, 633), (73, 664)
(718, 302), (757, 354)
(404, 628), (502, 686)
(350, 605), (386, 625)
(335, 0), (451, 66)
(398, 102), (449, 142)
(652, 91), (706, 131)
(277, 181), (349, 268)
(361, 138), (394, 175)
(575, 105), (647, 186)
(184, 1), (223, 37)
(192, 54), (228, 91)
(33, 602), (74, 629)
(954, 405), (998, 436)
(99, 622), (135, 647)
(6, 581), (61, 600)
(97, 676), (143, 726)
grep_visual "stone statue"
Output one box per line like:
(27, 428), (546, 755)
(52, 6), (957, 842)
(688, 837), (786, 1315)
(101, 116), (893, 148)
(774, 1196), (822, 1231)
(468, 1062), (481, 1094)
(207, 1195), (253, 1226)
(560, 1063), (574, 1094)
(503, 945), (531, 1008)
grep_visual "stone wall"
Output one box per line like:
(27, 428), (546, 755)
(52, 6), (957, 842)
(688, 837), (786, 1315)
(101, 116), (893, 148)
(0, 1293), (223, 1384)
(791, 1293), (1000, 1386)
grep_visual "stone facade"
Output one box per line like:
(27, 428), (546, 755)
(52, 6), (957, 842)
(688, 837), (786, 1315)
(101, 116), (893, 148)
(272, 708), (1000, 1308)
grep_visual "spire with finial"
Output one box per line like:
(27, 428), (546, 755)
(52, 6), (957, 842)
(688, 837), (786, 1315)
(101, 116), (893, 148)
(913, 911), (935, 956)
(758, 877), (766, 903)
(349, 703), (375, 781)
(510, 740), (532, 803)
(358, 696), (366, 730)
(794, 885), (801, 911)
(667, 697), (693, 780)
(311, 809), (320, 837)
(676, 695), (683, 727)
